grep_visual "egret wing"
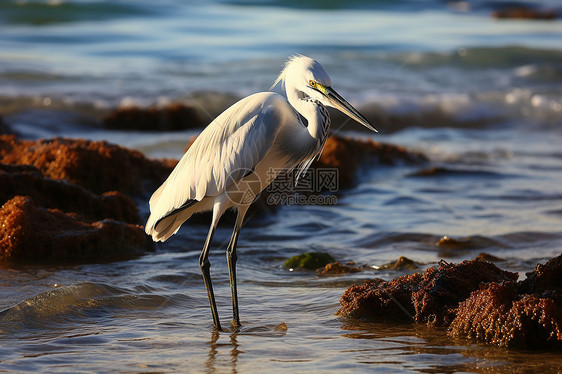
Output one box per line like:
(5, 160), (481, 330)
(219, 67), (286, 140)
(148, 92), (287, 222)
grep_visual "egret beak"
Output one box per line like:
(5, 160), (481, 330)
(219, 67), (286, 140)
(325, 87), (378, 133)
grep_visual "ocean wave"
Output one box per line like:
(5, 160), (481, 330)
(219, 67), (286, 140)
(0, 282), (181, 334)
(2, 84), (560, 140)
(345, 88), (562, 132)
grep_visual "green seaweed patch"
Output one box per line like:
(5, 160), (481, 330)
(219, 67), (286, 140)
(283, 252), (336, 270)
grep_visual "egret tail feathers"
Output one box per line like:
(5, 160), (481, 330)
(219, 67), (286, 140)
(145, 199), (198, 242)
(145, 213), (183, 242)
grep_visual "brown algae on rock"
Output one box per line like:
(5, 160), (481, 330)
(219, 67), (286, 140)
(338, 254), (562, 350)
(0, 135), (173, 263)
(338, 258), (518, 325)
(449, 254), (562, 349)
(0, 196), (151, 263)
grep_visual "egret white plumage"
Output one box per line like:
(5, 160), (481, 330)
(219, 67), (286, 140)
(145, 55), (377, 330)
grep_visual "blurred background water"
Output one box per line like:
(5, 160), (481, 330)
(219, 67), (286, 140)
(1, 0), (562, 372)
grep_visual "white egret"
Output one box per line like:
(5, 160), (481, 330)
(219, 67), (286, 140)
(145, 55), (377, 330)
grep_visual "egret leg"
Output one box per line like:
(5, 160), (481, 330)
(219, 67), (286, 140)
(199, 211), (223, 331)
(226, 205), (249, 328)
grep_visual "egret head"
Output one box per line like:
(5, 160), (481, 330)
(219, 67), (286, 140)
(272, 55), (378, 132)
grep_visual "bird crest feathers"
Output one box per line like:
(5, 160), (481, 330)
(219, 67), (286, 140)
(270, 54), (315, 94)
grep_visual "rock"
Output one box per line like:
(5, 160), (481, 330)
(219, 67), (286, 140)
(0, 135), (176, 196)
(435, 235), (472, 250)
(476, 252), (504, 262)
(313, 136), (359, 187)
(337, 258), (518, 325)
(317, 261), (362, 276)
(0, 131), (426, 262)
(103, 103), (205, 131)
(379, 256), (422, 270)
(434, 235), (505, 258)
(0, 196), (152, 263)
(283, 252), (336, 270)
(274, 322), (288, 332)
(492, 7), (557, 20)
(411, 259), (518, 325)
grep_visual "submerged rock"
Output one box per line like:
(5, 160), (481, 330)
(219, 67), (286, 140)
(434, 235), (505, 258)
(476, 252), (504, 262)
(339, 254), (562, 349)
(274, 322), (288, 332)
(317, 261), (363, 276)
(379, 256), (422, 270)
(436, 235), (472, 249)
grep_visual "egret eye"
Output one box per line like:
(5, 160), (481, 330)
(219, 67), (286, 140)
(309, 80), (316, 87)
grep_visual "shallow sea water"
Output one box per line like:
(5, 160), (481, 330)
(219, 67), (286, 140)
(1, 0), (562, 372)
(2, 123), (562, 373)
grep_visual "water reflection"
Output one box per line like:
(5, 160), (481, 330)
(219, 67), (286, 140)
(204, 321), (291, 374)
(339, 319), (562, 373)
(206, 330), (241, 374)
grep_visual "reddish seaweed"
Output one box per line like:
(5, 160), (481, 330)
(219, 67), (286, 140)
(492, 7), (557, 20)
(0, 135), (172, 262)
(0, 163), (139, 223)
(0, 196), (151, 263)
(103, 103), (205, 131)
(338, 259), (518, 325)
(449, 281), (561, 349)
(0, 135), (175, 196)
(450, 254), (562, 349)
(339, 255), (562, 349)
